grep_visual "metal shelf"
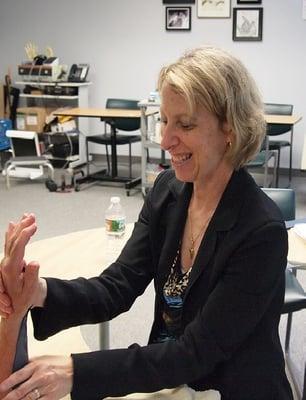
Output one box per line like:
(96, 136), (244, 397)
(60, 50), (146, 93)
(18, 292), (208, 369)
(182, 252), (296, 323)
(19, 94), (78, 100)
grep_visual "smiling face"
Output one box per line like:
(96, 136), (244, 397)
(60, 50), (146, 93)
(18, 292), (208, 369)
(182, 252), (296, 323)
(160, 83), (233, 187)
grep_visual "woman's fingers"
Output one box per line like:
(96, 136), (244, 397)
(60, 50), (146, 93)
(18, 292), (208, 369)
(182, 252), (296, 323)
(6, 214), (36, 258)
(0, 362), (36, 399)
(4, 222), (16, 256)
(3, 217), (37, 285)
(0, 356), (73, 400)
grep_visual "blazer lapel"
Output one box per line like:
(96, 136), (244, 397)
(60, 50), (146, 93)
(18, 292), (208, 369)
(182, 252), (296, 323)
(157, 177), (192, 291)
(185, 168), (251, 299)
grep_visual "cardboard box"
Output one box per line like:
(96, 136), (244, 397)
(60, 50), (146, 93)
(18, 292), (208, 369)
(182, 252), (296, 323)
(16, 107), (48, 133)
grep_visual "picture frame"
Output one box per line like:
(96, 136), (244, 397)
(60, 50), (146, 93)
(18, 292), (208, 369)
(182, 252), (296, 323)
(237, 0), (261, 4)
(232, 7), (263, 41)
(197, 0), (231, 18)
(163, 0), (195, 3)
(166, 7), (192, 30)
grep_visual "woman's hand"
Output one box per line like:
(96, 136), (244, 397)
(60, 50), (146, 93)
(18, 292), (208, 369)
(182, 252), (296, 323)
(0, 214), (39, 317)
(0, 355), (73, 400)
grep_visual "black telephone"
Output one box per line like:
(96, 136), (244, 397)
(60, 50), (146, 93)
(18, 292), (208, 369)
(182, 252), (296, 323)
(33, 55), (47, 65)
(68, 64), (89, 82)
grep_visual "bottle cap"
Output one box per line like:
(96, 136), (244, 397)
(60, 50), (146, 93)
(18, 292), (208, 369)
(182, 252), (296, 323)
(111, 196), (120, 203)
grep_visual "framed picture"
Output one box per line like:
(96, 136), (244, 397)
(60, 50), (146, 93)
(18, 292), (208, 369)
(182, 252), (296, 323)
(237, 0), (261, 4)
(166, 7), (192, 30)
(232, 7), (263, 41)
(197, 0), (231, 18)
(163, 0), (195, 3)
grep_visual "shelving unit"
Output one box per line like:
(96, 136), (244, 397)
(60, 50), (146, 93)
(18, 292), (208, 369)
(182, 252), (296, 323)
(138, 99), (166, 196)
(15, 81), (91, 169)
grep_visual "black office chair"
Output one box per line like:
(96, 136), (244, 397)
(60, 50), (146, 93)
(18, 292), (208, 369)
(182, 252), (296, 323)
(86, 98), (141, 179)
(262, 188), (306, 399)
(264, 103), (294, 187)
(247, 136), (278, 187)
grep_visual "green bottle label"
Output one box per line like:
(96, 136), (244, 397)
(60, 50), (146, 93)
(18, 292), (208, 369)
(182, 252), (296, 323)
(106, 218), (125, 233)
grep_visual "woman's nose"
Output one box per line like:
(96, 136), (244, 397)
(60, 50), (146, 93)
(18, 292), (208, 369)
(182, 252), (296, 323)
(160, 124), (179, 151)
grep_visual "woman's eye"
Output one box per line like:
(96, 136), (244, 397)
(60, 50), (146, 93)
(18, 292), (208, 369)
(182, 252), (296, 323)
(180, 123), (194, 130)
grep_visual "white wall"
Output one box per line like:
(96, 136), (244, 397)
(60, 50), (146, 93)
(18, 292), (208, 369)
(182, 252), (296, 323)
(0, 0), (305, 168)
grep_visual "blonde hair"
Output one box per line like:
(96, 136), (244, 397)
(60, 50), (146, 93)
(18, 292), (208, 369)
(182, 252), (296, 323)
(158, 46), (266, 169)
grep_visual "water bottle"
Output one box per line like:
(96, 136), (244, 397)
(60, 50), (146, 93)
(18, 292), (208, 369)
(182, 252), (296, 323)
(105, 196), (126, 237)
(105, 196), (126, 263)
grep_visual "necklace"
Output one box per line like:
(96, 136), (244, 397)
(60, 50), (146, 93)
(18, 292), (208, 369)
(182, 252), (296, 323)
(188, 212), (212, 260)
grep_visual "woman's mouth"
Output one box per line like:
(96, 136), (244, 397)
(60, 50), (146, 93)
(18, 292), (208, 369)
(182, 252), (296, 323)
(171, 153), (192, 166)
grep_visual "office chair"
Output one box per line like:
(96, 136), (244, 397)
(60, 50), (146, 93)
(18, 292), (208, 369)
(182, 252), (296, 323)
(262, 188), (306, 399)
(86, 98), (141, 179)
(264, 103), (294, 187)
(3, 130), (54, 188)
(247, 136), (278, 187)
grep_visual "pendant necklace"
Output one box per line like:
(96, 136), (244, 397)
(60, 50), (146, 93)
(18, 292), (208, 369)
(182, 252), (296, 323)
(188, 212), (212, 260)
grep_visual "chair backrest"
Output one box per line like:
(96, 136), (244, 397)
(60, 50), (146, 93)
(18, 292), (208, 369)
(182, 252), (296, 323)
(6, 130), (41, 157)
(264, 103), (293, 136)
(262, 188), (296, 221)
(106, 98), (140, 132)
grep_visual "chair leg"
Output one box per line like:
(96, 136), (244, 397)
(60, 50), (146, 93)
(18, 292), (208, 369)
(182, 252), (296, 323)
(289, 129), (293, 187)
(275, 149), (280, 188)
(302, 363), (306, 400)
(105, 145), (110, 174)
(285, 312), (293, 353)
(128, 142), (132, 178)
(5, 163), (14, 189)
(86, 138), (90, 176)
(45, 162), (55, 180)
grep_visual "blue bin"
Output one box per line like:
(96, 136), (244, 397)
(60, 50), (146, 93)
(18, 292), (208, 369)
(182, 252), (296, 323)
(0, 119), (12, 151)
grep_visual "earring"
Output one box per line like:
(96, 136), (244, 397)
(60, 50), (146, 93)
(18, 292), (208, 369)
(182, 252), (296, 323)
(227, 141), (232, 147)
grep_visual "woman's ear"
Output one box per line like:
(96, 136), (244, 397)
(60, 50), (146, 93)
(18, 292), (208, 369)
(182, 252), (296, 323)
(222, 121), (234, 144)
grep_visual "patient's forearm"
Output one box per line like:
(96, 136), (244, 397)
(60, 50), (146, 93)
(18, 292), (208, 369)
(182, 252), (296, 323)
(0, 316), (23, 399)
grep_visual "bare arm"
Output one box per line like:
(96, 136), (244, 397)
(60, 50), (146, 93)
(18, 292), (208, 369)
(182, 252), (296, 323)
(0, 214), (40, 398)
(0, 316), (25, 399)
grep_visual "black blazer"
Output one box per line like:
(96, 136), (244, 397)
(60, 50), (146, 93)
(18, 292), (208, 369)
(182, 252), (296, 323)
(31, 169), (293, 400)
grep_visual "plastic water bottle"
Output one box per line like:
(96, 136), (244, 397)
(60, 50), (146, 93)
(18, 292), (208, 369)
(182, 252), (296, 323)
(105, 196), (126, 237)
(105, 196), (126, 263)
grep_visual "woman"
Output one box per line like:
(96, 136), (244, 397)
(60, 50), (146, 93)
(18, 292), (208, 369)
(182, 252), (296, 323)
(0, 47), (293, 400)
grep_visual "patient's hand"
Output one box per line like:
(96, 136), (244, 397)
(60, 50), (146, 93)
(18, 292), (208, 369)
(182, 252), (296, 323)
(0, 214), (39, 317)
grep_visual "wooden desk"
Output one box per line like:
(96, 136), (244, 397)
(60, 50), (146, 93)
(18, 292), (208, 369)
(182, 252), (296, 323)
(54, 107), (143, 119)
(54, 108), (150, 194)
(264, 115), (302, 125)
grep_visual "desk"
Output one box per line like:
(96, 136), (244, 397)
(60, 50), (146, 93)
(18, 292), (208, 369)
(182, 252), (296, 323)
(0, 225), (134, 368)
(54, 108), (152, 194)
(288, 228), (306, 268)
(264, 115), (302, 125)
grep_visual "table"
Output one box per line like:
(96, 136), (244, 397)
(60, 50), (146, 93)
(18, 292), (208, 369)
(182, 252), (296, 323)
(0, 224), (134, 357)
(264, 115), (302, 125)
(54, 108), (154, 194)
(288, 229), (306, 267)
